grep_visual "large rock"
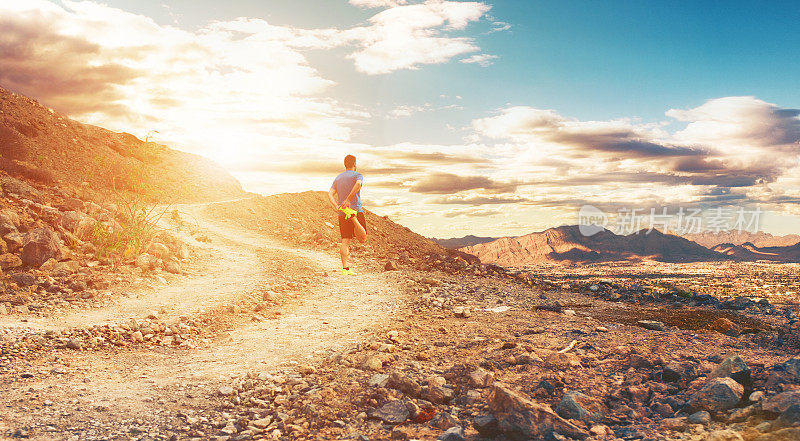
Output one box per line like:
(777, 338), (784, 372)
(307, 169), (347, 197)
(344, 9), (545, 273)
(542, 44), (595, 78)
(556, 391), (605, 423)
(773, 404), (800, 431)
(368, 400), (410, 425)
(708, 354), (751, 386)
(763, 391), (800, 414)
(21, 228), (62, 266)
(488, 383), (589, 440)
(687, 377), (743, 413)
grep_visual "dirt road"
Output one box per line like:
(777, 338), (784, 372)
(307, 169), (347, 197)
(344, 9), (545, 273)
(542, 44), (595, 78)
(1, 198), (404, 439)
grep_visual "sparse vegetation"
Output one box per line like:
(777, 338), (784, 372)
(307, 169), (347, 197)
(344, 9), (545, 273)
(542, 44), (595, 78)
(89, 167), (175, 264)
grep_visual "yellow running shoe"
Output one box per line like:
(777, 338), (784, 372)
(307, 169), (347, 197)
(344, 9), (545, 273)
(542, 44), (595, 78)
(339, 207), (357, 219)
(341, 268), (356, 276)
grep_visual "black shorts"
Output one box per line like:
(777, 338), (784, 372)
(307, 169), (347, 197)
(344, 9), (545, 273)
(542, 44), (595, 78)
(338, 212), (366, 239)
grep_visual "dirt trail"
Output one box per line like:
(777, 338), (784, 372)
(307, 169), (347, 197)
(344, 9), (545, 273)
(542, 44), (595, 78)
(2, 198), (404, 434)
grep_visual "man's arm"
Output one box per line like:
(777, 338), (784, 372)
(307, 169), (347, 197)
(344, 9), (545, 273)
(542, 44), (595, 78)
(328, 187), (340, 211)
(340, 180), (363, 208)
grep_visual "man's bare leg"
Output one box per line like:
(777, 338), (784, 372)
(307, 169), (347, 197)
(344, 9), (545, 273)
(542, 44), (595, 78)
(351, 216), (367, 243)
(340, 238), (350, 268)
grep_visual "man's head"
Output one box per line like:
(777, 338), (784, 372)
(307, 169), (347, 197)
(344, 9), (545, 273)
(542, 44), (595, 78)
(344, 154), (356, 170)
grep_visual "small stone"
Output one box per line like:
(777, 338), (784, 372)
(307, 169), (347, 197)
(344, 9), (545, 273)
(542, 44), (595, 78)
(660, 417), (687, 431)
(298, 365), (316, 375)
(369, 374), (390, 387)
(563, 309), (576, 316)
(749, 391), (766, 402)
(437, 426), (465, 441)
(637, 320), (668, 331)
(131, 331), (144, 343)
(430, 412), (459, 430)
(706, 429), (744, 441)
(467, 367), (493, 388)
(363, 356), (383, 371)
(688, 410), (711, 425)
(218, 386), (235, 396)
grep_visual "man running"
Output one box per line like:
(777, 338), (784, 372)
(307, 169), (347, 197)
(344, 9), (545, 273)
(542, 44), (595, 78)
(328, 154), (367, 275)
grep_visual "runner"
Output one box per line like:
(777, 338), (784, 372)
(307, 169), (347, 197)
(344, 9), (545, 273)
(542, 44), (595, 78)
(328, 154), (367, 275)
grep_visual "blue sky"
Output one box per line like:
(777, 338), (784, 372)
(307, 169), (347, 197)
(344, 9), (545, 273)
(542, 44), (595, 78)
(2, 0), (799, 237)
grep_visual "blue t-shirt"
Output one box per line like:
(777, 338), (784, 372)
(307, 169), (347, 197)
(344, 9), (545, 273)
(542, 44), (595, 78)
(331, 170), (364, 213)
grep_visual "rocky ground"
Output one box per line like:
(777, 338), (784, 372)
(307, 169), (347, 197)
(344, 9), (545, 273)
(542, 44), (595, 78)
(2, 178), (800, 441)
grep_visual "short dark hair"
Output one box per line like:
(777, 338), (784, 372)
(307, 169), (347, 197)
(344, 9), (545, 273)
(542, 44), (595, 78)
(344, 154), (356, 169)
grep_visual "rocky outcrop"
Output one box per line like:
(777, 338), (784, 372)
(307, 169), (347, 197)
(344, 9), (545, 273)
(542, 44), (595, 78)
(487, 383), (589, 440)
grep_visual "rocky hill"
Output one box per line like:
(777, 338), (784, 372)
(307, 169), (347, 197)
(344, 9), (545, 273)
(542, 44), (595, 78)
(712, 241), (800, 262)
(433, 235), (499, 249)
(684, 231), (800, 248)
(0, 86), (244, 203)
(461, 225), (727, 266)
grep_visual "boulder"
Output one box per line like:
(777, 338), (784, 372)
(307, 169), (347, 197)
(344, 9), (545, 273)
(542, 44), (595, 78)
(488, 383), (589, 440)
(556, 391), (605, 423)
(687, 377), (743, 413)
(763, 391), (800, 414)
(708, 354), (751, 387)
(772, 404), (800, 431)
(368, 400), (409, 425)
(21, 228), (62, 267)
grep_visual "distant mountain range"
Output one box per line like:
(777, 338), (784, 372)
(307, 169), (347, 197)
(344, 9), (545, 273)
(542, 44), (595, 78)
(712, 242), (800, 262)
(433, 235), (499, 249)
(682, 231), (800, 248)
(460, 225), (726, 266)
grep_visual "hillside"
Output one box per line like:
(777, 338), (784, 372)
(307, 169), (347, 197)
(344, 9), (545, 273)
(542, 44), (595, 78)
(433, 234), (499, 249)
(684, 231), (800, 248)
(201, 191), (478, 268)
(0, 86), (244, 202)
(461, 225), (728, 266)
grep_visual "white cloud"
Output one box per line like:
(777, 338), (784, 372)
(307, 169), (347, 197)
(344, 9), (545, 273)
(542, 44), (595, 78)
(339, 1), (491, 74)
(349, 0), (407, 8)
(460, 53), (498, 67)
